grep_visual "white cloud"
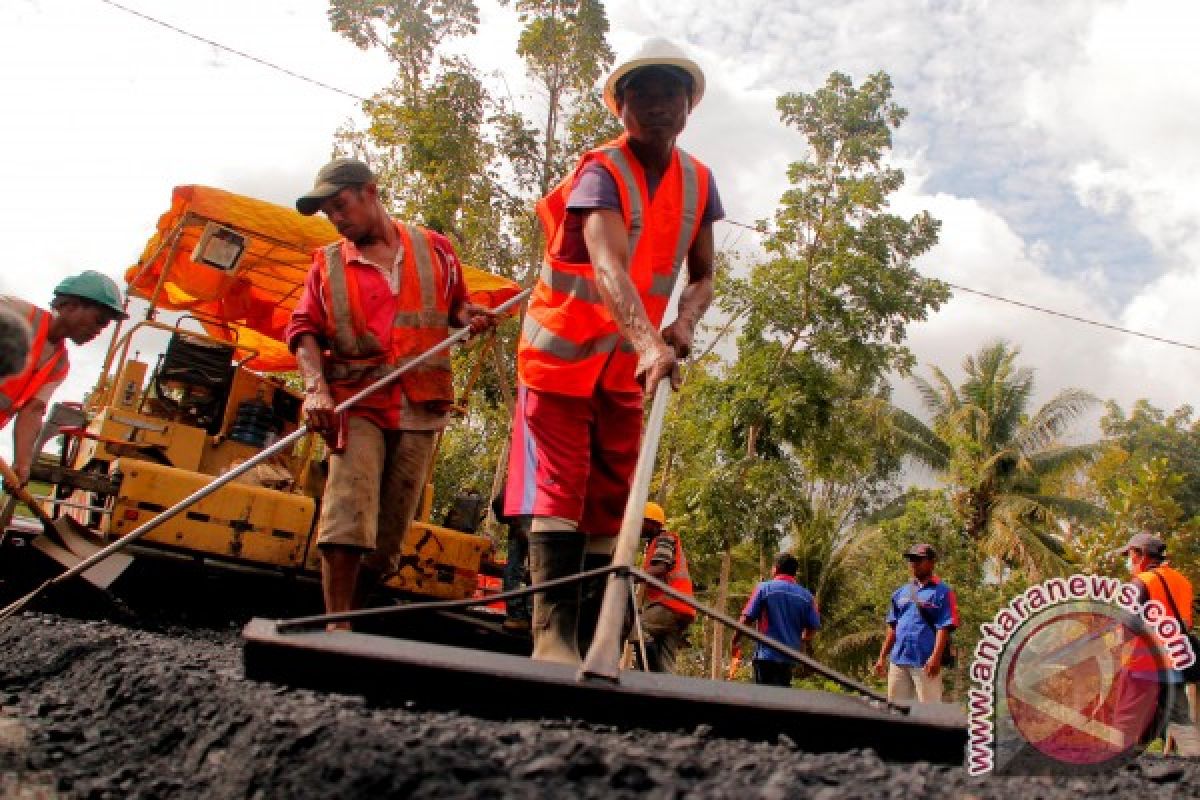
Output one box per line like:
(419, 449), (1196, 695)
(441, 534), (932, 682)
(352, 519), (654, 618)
(3, 0), (1200, 471)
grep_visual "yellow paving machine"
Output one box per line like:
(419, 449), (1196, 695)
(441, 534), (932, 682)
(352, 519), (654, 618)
(8, 186), (520, 606)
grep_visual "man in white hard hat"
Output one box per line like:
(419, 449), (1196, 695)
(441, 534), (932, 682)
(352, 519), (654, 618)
(1, 271), (129, 485)
(504, 38), (723, 664)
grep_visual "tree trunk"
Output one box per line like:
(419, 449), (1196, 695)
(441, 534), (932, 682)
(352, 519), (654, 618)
(709, 543), (732, 680)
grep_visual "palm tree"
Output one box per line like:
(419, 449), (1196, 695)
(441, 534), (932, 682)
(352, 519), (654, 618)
(892, 341), (1102, 578)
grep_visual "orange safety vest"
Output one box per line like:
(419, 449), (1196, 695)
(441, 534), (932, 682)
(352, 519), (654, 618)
(1126, 564), (1194, 674)
(0, 302), (68, 429)
(518, 134), (711, 396)
(317, 223), (453, 407)
(1141, 565), (1193, 629)
(643, 530), (696, 622)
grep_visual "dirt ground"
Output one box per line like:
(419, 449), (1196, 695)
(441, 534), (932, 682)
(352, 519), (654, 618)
(0, 612), (1197, 799)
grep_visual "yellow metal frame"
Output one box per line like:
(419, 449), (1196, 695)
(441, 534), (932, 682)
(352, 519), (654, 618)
(57, 202), (504, 604)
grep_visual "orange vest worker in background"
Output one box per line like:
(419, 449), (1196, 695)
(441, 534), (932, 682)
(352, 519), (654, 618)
(634, 501), (696, 674)
(504, 38), (722, 664)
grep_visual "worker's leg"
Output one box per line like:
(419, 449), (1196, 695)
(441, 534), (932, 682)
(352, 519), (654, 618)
(912, 667), (944, 703)
(319, 546), (363, 630)
(886, 663), (917, 704)
(1110, 671), (1163, 749)
(505, 386), (595, 663)
(502, 516), (532, 631)
(529, 522), (586, 664)
(752, 659), (793, 687)
(361, 429), (437, 598)
(577, 389), (644, 655)
(577, 536), (615, 656)
(640, 604), (688, 674)
(316, 417), (385, 629)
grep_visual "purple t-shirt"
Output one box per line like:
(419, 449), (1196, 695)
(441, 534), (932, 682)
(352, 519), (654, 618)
(554, 161), (724, 263)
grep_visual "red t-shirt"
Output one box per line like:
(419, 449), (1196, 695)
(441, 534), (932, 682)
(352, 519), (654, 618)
(285, 226), (467, 431)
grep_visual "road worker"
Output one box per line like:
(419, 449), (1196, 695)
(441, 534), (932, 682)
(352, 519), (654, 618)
(1112, 532), (1195, 750)
(631, 501), (696, 673)
(504, 38), (723, 664)
(287, 158), (495, 627)
(1, 272), (128, 485)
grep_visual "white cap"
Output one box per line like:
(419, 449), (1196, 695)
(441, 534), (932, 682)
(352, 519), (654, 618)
(603, 37), (706, 117)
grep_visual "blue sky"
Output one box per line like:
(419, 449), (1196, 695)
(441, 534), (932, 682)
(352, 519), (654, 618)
(3, 0), (1200, 465)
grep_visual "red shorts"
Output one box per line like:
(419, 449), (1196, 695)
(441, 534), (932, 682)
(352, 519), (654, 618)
(504, 384), (643, 537)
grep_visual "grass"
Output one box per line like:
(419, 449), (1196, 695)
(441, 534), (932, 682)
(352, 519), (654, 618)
(1, 479), (53, 519)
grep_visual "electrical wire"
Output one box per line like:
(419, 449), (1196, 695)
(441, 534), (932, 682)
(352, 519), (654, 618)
(97, 0), (368, 102)
(717, 217), (1200, 352)
(96, 0), (1198, 353)
(938, 282), (1200, 352)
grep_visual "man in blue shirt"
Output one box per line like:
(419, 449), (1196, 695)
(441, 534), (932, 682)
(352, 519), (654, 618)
(734, 553), (820, 687)
(873, 543), (959, 703)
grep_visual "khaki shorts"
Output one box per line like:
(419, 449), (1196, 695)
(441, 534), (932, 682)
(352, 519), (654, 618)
(887, 662), (943, 704)
(317, 416), (436, 574)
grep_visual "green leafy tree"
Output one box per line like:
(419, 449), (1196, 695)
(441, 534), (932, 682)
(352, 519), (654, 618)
(892, 341), (1102, 579)
(1063, 401), (1200, 578)
(664, 71), (947, 679)
(328, 1), (514, 271)
(494, 0), (620, 283)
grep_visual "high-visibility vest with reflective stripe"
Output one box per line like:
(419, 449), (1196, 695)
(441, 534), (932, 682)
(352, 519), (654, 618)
(0, 302), (68, 429)
(518, 135), (711, 396)
(317, 223), (453, 406)
(643, 530), (696, 622)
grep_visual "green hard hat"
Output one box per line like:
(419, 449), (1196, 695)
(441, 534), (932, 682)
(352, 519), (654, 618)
(53, 271), (129, 319)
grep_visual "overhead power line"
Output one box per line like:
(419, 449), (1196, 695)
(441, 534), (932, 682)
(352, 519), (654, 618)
(718, 217), (1200, 352)
(95, 0), (1197, 354)
(97, 0), (367, 102)
(937, 282), (1200, 352)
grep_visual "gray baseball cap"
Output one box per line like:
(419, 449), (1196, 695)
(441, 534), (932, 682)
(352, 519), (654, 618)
(1111, 531), (1167, 560)
(296, 158), (375, 215)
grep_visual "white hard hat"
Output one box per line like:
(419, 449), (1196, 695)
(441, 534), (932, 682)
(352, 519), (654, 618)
(603, 37), (706, 117)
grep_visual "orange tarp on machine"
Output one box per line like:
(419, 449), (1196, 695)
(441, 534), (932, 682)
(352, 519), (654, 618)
(125, 185), (521, 371)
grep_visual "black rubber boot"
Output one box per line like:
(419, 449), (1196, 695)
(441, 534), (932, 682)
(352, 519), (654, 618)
(528, 530), (586, 664)
(576, 551), (612, 658)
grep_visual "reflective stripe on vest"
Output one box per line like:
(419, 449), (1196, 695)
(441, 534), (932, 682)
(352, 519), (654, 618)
(534, 149), (700, 309)
(644, 532), (696, 621)
(324, 243), (383, 357)
(0, 305), (66, 427)
(319, 224), (453, 404)
(518, 137), (709, 394)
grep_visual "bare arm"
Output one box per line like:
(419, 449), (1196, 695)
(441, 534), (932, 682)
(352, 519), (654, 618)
(662, 223), (715, 359)
(925, 627), (950, 678)
(11, 400), (47, 485)
(582, 209), (678, 389)
(293, 334), (335, 435)
(874, 627), (897, 677)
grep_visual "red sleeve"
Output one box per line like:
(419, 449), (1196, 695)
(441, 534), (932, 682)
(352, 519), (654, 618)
(431, 232), (468, 308)
(285, 251), (331, 352)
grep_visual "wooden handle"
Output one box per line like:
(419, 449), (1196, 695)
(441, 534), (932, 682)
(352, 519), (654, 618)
(0, 456), (53, 524)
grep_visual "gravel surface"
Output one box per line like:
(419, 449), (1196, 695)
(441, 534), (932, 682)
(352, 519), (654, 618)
(1, 613), (1199, 798)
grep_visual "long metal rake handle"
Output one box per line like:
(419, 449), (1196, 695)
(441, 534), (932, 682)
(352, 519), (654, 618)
(0, 288), (531, 622)
(578, 379), (672, 682)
